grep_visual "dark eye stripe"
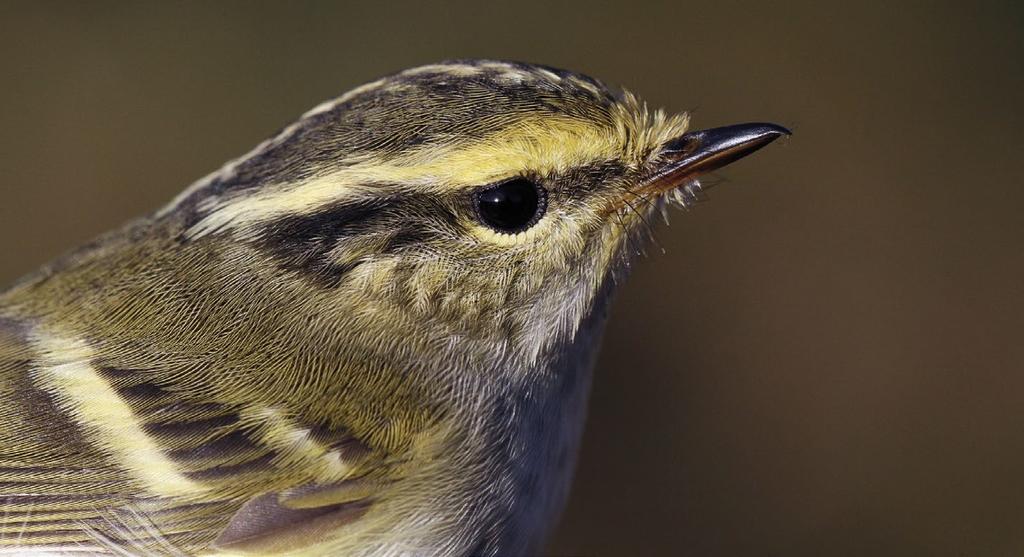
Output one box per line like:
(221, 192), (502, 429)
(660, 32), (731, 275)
(246, 158), (630, 286)
(257, 192), (460, 286)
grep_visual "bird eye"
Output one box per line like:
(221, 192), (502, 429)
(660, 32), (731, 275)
(473, 178), (547, 234)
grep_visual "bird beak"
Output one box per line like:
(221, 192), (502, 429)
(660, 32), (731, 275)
(643, 122), (790, 194)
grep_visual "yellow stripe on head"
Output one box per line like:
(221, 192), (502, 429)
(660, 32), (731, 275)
(186, 114), (631, 239)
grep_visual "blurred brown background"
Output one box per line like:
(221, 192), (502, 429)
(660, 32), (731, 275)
(1, 2), (1022, 555)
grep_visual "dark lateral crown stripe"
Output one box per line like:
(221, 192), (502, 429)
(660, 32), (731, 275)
(184, 61), (617, 202)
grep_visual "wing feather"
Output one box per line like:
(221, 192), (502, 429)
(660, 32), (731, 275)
(0, 317), (381, 554)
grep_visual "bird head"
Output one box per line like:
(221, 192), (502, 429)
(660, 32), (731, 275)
(0, 59), (790, 557)
(155, 60), (787, 372)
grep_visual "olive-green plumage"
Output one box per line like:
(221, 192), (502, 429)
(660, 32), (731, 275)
(0, 60), (786, 556)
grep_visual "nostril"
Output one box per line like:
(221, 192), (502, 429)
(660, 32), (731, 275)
(660, 133), (702, 156)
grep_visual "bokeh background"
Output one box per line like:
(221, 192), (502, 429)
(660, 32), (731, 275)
(1, 2), (1022, 555)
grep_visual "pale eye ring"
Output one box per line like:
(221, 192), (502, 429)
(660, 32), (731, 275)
(473, 178), (548, 234)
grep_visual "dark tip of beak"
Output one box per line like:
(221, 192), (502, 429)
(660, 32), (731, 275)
(653, 122), (790, 185)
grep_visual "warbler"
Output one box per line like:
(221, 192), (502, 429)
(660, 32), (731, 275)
(0, 60), (787, 556)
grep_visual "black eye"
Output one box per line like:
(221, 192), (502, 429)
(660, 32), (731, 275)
(473, 178), (547, 234)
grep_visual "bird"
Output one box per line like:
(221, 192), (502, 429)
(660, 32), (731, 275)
(0, 60), (787, 556)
